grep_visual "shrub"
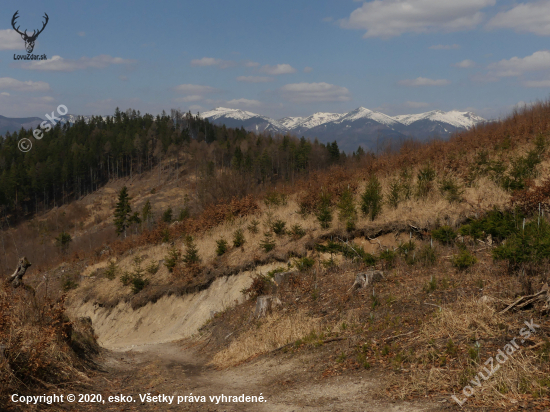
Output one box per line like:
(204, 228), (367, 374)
(432, 226), (457, 245)
(400, 168), (413, 200)
(146, 260), (159, 275)
(387, 178), (401, 209)
(423, 276), (437, 293)
(183, 235), (201, 265)
(316, 193), (333, 229)
(177, 207), (190, 221)
(233, 229), (246, 247)
(55, 231), (73, 254)
(361, 176), (383, 221)
(241, 274), (271, 299)
(452, 248), (477, 270)
(216, 238), (228, 256)
(398, 240), (416, 265)
(248, 219), (260, 234)
(439, 176), (464, 203)
(460, 208), (521, 243)
(61, 275), (78, 291)
(264, 191), (288, 207)
(416, 163), (436, 198)
(289, 224), (306, 239)
(161, 228), (171, 243)
(338, 188), (358, 231)
(295, 256), (315, 272)
(131, 276), (149, 294)
(418, 244), (437, 266)
(105, 260), (118, 280)
(271, 219), (287, 236)
(502, 149), (542, 191)
(164, 245), (181, 272)
(493, 217), (550, 270)
(379, 249), (397, 268)
(260, 231), (276, 252)
(162, 207), (173, 223)
(120, 271), (132, 286)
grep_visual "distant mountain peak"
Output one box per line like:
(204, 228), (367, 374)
(200, 106), (486, 152)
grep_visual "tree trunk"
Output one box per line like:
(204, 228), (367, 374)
(8, 257), (32, 288)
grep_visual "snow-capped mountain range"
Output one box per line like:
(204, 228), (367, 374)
(201, 107), (486, 152)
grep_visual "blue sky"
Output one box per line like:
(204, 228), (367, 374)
(1, 0), (550, 120)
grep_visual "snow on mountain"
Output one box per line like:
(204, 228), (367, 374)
(277, 116), (304, 129)
(394, 110), (484, 128)
(201, 107), (288, 132)
(335, 107), (400, 127)
(293, 112), (347, 129)
(201, 107), (260, 122)
(199, 106), (486, 152)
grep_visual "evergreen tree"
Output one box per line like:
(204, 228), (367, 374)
(114, 186), (132, 237)
(142, 200), (152, 225)
(337, 188), (357, 231)
(183, 235), (201, 266)
(361, 176), (383, 221)
(55, 231), (72, 255)
(316, 192), (333, 229)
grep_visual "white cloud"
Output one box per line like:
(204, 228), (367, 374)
(174, 84), (219, 94)
(174, 95), (204, 103)
(0, 77), (50, 92)
(190, 57), (234, 69)
(19, 55), (136, 71)
(429, 44), (461, 50)
(303, 67), (313, 73)
(454, 59), (476, 68)
(260, 64), (296, 75)
(77, 31), (85, 37)
(0, 94), (57, 117)
(398, 77), (451, 86)
(488, 51), (550, 77)
(280, 82), (351, 103)
(236, 76), (274, 83)
(486, 1), (550, 35)
(523, 79), (550, 87)
(340, 0), (495, 38)
(245, 61), (260, 67)
(227, 98), (262, 107)
(0, 29), (24, 50)
(470, 73), (499, 83)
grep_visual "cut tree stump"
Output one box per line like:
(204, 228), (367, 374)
(8, 257), (32, 288)
(349, 270), (384, 292)
(254, 295), (281, 318)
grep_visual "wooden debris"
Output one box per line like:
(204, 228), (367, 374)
(8, 257), (31, 288)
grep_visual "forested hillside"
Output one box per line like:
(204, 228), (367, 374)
(0, 109), (342, 221)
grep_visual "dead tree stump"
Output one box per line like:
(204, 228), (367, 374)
(8, 257), (32, 288)
(254, 295), (282, 318)
(349, 270), (384, 292)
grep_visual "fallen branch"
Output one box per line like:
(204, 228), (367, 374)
(499, 285), (549, 314)
(384, 331), (414, 343)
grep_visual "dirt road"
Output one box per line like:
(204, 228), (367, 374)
(77, 341), (445, 412)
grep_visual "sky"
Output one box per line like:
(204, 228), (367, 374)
(1, 0), (550, 121)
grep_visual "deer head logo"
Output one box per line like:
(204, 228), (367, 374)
(11, 11), (49, 54)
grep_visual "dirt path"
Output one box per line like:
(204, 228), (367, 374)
(77, 342), (446, 412)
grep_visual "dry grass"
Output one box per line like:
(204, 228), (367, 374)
(211, 311), (322, 368)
